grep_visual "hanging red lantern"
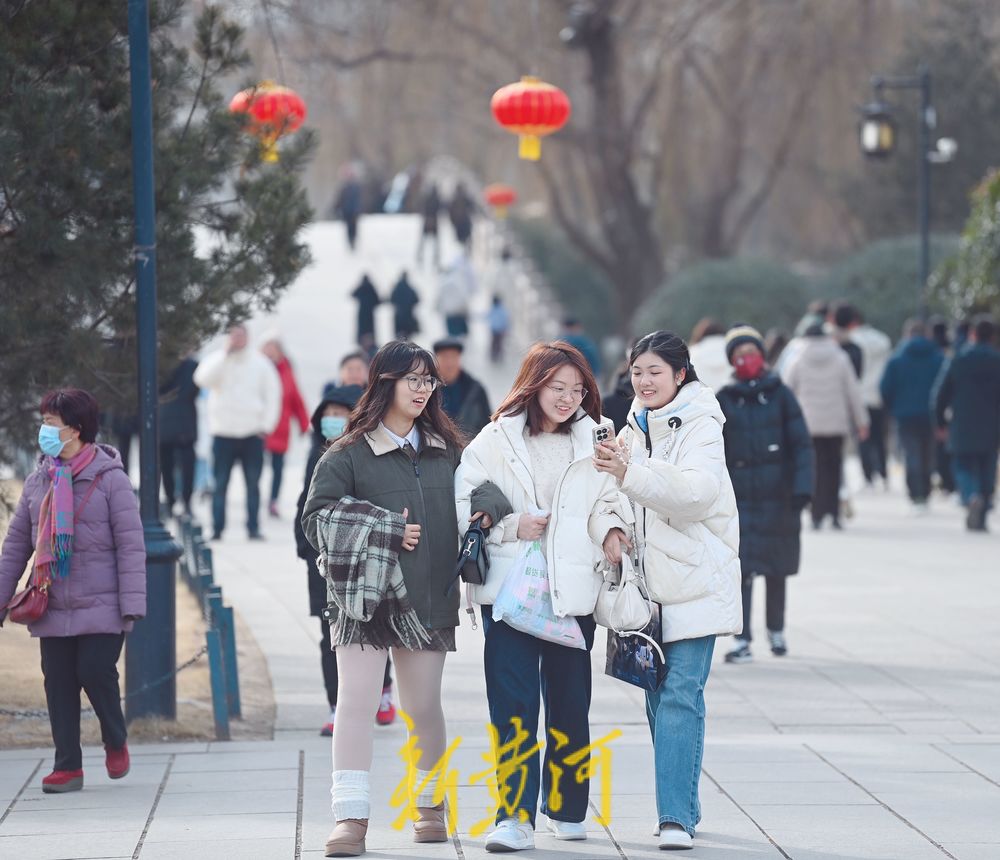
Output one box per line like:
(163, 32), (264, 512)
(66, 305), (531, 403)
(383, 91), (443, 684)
(229, 81), (307, 163)
(484, 183), (517, 218)
(491, 76), (571, 161)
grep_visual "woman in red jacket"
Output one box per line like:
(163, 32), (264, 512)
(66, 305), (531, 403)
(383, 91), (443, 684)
(262, 336), (310, 518)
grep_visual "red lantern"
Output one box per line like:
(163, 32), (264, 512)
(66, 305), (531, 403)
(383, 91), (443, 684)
(491, 76), (571, 161)
(229, 81), (307, 163)
(484, 183), (517, 218)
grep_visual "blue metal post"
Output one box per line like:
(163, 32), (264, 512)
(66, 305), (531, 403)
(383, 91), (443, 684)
(124, 0), (183, 721)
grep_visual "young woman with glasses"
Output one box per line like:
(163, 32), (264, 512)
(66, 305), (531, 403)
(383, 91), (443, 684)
(302, 341), (465, 857)
(455, 341), (630, 852)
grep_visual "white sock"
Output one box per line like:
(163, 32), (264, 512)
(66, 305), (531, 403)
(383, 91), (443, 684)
(414, 767), (439, 807)
(331, 769), (370, 820)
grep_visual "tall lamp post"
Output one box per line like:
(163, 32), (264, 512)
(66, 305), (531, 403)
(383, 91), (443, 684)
(858, 65), (956, 317)
(125, 0), (182, 720)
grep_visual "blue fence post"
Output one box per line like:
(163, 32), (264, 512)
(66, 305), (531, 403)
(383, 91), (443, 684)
(205, 628), (230, 740)
(218, 605), (241, 718)
(197, 544), (214, 601)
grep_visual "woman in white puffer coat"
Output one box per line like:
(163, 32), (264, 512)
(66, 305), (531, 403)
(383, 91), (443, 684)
(594, 330), (741, 852)
(455, 341), (630, 853)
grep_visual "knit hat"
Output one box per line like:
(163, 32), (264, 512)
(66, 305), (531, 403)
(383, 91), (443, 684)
(724, 324), (764, 363)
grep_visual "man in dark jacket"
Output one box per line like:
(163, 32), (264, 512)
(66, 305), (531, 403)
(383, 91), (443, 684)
(434, 338), (491, 437)
(293, 383), (394, 734)
(933, 315), (1000, 530)
(158, 354), (200, 515)
(880, 319), (943, 510)
(716, 326), (814, 664)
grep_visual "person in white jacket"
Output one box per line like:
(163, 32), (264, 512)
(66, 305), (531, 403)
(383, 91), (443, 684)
(455, 341), (629, 853)
(593, 330), (741, 852)
(193, 325), (281, 540)
(847, 308), (893, 487)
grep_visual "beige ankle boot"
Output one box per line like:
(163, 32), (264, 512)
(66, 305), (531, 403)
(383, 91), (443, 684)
(414, 803), (448, 843)
(324, 818), (368, 857)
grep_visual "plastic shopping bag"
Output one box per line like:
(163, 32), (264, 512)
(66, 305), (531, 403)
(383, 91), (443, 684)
(492, 540), (586, 650)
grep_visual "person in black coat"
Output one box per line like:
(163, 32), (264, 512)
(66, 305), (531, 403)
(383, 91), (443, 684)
(389, 271), (420, 340)
(434, 337), (492, 437)
(294, 383), (392, 735)
(351, 274), (381, 356)
(716, 326), (814, 664)
(933, 315), (1000, 531)
(159, 354), (200, 515)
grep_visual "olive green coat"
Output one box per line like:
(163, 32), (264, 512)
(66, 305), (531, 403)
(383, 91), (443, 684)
(302, 425), (462, 630)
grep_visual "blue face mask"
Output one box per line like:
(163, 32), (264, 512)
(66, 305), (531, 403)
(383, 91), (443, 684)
(38, 424), (67, 457)
(321, 416), (348, 440)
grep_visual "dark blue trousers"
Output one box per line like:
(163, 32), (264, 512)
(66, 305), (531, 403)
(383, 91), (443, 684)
(481, 607), (595, 827)
(211, 435), (264, 537)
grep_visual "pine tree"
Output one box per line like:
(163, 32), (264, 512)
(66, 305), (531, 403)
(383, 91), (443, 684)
(0, 1), (314, 458)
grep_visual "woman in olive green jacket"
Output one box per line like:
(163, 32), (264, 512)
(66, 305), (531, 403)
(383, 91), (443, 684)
(302, 341), (466, 857)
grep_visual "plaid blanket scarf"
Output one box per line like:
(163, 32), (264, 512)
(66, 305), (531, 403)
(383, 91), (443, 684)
(314, 496), (431, 650)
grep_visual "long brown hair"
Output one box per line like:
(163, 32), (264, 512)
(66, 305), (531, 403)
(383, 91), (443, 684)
(338, 341), (465, 451)
(492, 341), (601, 434)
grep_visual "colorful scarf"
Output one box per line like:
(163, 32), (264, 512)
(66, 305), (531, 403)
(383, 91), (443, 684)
(34, 444), (98, 582)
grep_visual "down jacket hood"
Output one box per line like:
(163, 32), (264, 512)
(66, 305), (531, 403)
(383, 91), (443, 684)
(627, 379), (727, 441)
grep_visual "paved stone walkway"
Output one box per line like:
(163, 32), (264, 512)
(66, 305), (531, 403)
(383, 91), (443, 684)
(3, 218), (999, 858)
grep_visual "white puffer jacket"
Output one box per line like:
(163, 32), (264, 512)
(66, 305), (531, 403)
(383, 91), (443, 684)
(618, 382), (742, 643)
(455, 411), (630, 617)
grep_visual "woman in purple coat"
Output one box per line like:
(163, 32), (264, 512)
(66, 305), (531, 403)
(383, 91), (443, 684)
(0, 389), (146, 793)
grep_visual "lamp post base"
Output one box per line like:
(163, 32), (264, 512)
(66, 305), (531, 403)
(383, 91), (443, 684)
(125, 520), (182, 722)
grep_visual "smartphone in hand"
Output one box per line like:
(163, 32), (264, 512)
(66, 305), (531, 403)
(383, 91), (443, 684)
(592, 423), (612, 451)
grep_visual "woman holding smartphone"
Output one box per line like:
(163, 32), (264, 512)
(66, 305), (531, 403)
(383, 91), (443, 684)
(593, 330), (741, 851)
(455, 341), (630, 853)
(302, 341), (464, 857)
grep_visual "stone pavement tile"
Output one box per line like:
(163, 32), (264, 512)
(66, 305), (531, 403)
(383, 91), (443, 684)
(142, 811), (296, 843)
(861, 773), (1000, 843)
(935, 742), (1000, 781)
(153, 787), (299, 817)
(0, 832), (138, 860)
(703, 740), (816, 764)
(168, 749), (299, 773)
(707, 779), (876, 806)
(893, 719), (981, 734)
(738, 804), (956, 860)
(699, 760), (846, 783)
(301, 849), (460, 859)
(160, 767), (299, 793)
(0, 805), (146, 836)
(14, 787), (157, 813)
(613, 823), (787, 860)
(941, 844), (1000, 860)
(137, 836), (296, 860)
(0, 749), (47, 762)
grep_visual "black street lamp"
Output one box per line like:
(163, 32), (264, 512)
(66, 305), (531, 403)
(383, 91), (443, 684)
(125, 0), (182, 720)
(858, 65), (956, 317)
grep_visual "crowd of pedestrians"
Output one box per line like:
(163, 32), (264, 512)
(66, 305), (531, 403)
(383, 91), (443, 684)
(4, 238), (1000, 858)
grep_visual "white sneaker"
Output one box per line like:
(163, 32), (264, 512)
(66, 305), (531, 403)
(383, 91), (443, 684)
(545, 817), (586, 840)
(485, 818), (534, 852)
(658, 824), (693, 850)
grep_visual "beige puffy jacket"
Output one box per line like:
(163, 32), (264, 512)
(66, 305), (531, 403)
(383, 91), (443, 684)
(618, 382), (743, 643)
(455, 411), (630, 617)
(781, 336), (869, 437)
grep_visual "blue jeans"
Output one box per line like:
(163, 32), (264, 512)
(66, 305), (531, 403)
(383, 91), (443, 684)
(211, 435), (264, 537)
(645, 635), (716, 837)
(481, 608), (596, 827)
(897, 417), (934, 502)
(952, 451), (998, 508)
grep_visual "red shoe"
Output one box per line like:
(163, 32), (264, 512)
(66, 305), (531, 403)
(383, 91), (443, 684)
(320, 707), (336, 737)
(375, 686), (396, 726)
(105, 743), (130, 779)
(42, 769), (84, 793)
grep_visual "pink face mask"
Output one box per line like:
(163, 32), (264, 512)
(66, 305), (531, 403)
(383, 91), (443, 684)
(734, 352), (765, 381)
